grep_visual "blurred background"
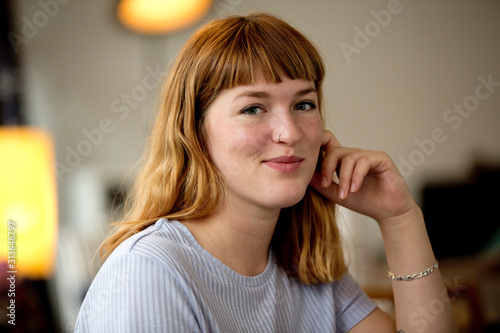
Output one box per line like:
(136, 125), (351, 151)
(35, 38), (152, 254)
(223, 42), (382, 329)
(0, 0), (499, 332)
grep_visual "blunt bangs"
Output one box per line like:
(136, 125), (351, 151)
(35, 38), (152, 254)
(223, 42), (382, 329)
(193, 13), (325, 114)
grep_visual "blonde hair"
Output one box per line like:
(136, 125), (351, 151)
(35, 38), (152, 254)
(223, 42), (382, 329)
(102, 13), (346, 284)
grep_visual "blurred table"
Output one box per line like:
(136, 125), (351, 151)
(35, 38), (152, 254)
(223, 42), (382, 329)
(358, 253), (500, 333)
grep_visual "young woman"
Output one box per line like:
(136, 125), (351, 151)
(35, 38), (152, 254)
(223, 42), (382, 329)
(75, 13), (457, 332)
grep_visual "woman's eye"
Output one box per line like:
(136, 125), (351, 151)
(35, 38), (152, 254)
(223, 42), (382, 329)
(295, 102), (316, 111)
(241, 106), (264, 115)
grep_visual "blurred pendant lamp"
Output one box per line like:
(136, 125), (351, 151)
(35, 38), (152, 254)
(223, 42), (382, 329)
(0, 2), (57, 280)
(117, 0), (213, 35)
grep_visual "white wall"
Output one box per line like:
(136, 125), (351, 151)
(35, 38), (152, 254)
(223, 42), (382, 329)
(10, 0), (500, 330)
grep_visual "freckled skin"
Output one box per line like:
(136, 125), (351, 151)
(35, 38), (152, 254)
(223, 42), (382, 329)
(203, 76), (323, 213)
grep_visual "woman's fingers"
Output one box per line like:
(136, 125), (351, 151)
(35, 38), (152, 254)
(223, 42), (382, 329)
(317, 131), (365, 199)
(334, 150), (373, 200)
(313, 143), (415, 221)
(316, 132), (389, 201)
(336, 153), (356, 199)
(319, 131), (341, 188)
(310, 172), (342, 202)
(349, 154), (372, 193)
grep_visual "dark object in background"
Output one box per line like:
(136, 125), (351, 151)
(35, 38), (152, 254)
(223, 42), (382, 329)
(0, 0), (23, 126)
(0, 1), (60, 332)
(422, 163), (500, 259)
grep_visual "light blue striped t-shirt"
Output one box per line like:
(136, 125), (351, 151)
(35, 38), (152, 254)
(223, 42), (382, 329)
(75, 218), (376, 332)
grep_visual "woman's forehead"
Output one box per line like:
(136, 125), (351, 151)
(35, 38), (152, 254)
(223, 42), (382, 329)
(213, 78), (317, 105)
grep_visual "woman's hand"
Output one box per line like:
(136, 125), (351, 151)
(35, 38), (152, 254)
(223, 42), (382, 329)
(310, 132), (458, 333)
(310, 131), (419, 224)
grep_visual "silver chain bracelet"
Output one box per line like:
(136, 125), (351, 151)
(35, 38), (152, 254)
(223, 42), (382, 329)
(387, 261), (439, 281)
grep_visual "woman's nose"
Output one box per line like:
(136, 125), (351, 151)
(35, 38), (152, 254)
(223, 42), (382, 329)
(272, 110), (303, 145)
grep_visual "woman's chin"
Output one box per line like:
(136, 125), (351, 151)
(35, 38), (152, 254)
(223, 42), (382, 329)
(269, 188), (308, 209)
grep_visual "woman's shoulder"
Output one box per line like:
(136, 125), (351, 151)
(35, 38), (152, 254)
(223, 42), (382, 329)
(75, 219), (205, 332)
(105, 218), (198, 272)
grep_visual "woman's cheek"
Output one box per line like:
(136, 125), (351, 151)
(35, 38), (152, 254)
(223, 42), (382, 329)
(307, 118), (324, 149)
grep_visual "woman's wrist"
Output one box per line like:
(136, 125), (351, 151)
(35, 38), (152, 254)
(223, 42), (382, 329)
(378, 204), (437, 273)
(376, 203), (423, 233)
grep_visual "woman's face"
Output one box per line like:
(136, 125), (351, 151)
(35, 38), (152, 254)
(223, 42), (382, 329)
(203, 75), (323, 213)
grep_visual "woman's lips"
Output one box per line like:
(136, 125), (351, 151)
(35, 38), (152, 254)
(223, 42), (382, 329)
(262, 156), (304, 172)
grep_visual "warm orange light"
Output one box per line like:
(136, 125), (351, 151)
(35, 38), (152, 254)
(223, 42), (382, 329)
(117, 0), (213, 35)
(0, 127), (57, 279)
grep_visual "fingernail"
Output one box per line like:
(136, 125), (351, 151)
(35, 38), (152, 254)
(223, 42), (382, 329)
(350, 183), (356, 192)
(339, 188), (345, 199)
(321, 176), (328, 188)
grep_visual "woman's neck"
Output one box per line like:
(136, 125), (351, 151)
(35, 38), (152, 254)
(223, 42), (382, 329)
(181, 202), (280, 276)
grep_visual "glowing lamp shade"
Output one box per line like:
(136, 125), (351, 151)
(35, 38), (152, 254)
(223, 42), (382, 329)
(0, 127), (57, 279)
(117, 0), (213, 35)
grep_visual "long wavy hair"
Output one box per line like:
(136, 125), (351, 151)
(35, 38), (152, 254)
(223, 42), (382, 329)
(101, 13), (346, 284)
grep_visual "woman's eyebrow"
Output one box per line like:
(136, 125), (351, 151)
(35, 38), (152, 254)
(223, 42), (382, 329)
(295, 88), (317, 97)
(233, 87), (317, 102)
(233, 91), (270, 101)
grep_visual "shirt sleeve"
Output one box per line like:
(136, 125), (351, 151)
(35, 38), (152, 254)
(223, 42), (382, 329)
(333, 273), (377, 333)
(74, 253), (202, 333)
